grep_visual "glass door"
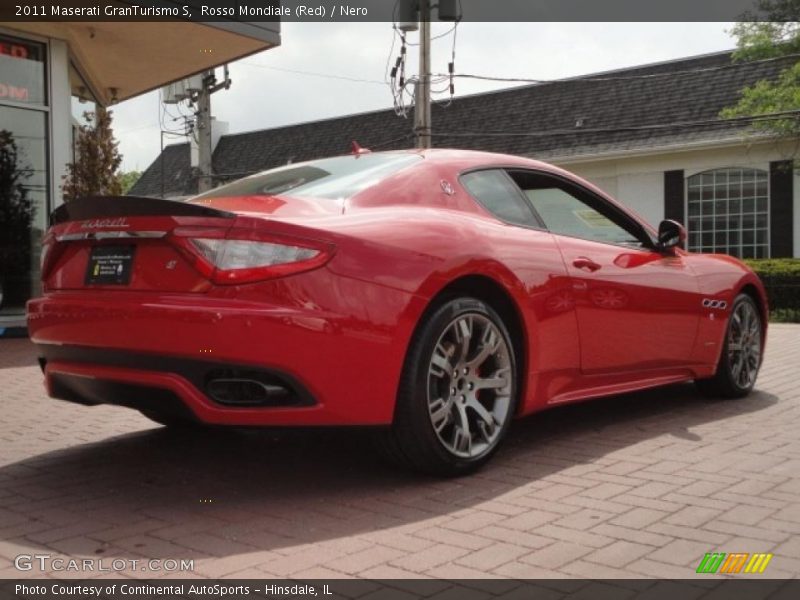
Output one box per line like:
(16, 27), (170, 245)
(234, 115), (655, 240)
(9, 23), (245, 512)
(0, 32), (48, 320)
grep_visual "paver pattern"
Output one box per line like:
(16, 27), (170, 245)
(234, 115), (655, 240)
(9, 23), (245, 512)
(1, 326), (799, 579)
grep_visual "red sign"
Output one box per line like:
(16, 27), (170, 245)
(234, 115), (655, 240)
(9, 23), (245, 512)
(0, 35), (43, 62)
(0, 83), (28, 101)
(0, 42), (29, 59)
(0, 34), (45, 104)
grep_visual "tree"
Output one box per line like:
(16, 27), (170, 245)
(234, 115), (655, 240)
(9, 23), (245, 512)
(721, 1), (800, 138)
(0, 130), (35, 308)
(118, 170), (142, 195)
(62, 106), (123, 201)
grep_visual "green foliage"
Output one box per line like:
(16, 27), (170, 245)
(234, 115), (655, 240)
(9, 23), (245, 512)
(744, 258), (800, 321)
(723, 1), (800, 139)
(118, 170), (142, 195)
(730, 20), (800, 61)
(770, 308), (800, 322)
(744, 257), (800, 275)
(721, 62), (800, 135)
(62, 107), (123, 201)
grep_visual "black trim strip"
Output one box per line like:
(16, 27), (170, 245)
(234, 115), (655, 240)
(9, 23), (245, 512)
(664, 169), (685, 225)
(49, 374), (198, 421)
(769, 161), (794, 258)
(50, 196), (235, 226)
(38, 344), (316, 408)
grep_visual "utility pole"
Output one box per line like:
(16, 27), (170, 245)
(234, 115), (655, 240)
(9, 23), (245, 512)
(196, 70), (214, 193)
(195, 67), (231, 193)
(414, 0), (432, 149)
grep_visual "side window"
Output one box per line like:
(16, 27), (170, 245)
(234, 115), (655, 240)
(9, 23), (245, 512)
(509, 171), (644, 247)
(460, 169), (539, 227)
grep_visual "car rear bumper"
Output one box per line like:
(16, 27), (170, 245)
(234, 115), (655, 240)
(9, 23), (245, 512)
(28, 288), (420, 426)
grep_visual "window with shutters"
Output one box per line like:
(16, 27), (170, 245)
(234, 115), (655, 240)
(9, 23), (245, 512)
(686, 168), (770, 259)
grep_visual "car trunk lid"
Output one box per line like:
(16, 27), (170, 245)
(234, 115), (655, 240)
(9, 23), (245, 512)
(43, 196), (236, 293)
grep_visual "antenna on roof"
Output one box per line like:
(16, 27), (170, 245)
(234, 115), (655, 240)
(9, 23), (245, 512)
(351, 140), (372, 155)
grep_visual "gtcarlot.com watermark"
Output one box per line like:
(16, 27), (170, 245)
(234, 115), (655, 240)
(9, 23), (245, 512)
(14, 553), (194, 573)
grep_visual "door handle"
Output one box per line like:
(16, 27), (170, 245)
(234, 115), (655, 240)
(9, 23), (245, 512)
(572, 257), (601, 272)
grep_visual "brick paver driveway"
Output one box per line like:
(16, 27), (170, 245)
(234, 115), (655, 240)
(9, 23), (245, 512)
(1, 325), (799, 579)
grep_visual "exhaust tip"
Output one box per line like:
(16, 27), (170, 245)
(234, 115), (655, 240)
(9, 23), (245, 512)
(207, 378), (292, 406)
(205, 370), (297, 406)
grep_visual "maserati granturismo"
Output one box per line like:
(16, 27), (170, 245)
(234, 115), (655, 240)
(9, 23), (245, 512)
(27, 149), (767, 474)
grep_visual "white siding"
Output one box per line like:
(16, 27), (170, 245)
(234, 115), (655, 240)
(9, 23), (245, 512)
(554, 140), (799, 257)
(615, 172), (663, 229)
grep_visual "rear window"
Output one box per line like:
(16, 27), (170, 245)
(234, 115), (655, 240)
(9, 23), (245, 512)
(194, 153), (422, 201)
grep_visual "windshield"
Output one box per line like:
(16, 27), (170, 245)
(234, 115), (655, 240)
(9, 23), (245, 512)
(193, 153), (422, 201)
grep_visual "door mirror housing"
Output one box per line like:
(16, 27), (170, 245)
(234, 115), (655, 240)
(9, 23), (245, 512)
(656, 219), (686, 250)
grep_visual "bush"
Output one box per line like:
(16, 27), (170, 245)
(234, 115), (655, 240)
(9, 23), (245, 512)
(743, 259), (800, 322)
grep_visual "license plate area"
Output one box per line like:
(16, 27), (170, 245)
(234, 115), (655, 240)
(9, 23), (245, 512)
(85, 245), (135, 285)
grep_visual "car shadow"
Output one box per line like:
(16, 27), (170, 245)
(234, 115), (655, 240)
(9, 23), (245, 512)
(0, 381), (778, 560)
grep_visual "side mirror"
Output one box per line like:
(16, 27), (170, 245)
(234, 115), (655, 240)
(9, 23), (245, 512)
(657, 219), (686, 250)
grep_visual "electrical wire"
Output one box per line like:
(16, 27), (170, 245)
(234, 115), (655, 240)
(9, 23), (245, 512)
(389, 28), (411, 117)
(433, 52), (800, 86)
(369, 132), (415, 149)
(158, 89), (187, 136)
(432, 16), (459, 108)
(239, 61), (385, 85)
(429, 109), (800, 139)
(403, 23), (458, 46)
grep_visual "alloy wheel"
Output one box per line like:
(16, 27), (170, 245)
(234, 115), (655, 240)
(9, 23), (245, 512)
(727, 300), (762, 390)
(426, 312), (513, 459)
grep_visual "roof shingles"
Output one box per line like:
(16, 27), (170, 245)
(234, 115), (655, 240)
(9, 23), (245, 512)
(129, 51), (794, 198)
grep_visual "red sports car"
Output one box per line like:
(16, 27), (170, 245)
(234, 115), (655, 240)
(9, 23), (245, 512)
(27, 149), (767, 475)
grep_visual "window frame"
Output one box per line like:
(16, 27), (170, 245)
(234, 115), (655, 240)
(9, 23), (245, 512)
(458, 167), (547, 230)
(460, 166), (657, 251)
(684, 167), (771, 259)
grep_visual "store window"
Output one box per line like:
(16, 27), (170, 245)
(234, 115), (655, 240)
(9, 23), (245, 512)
(686, 168), (769, 259)
(0, 33), (48, 317)
(0, 34), (46, 105)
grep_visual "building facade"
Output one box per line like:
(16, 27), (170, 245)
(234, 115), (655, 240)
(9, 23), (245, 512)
(0, 19), (280, 333)
(562, 140), (798, 261)
(132, 50), (799, 261)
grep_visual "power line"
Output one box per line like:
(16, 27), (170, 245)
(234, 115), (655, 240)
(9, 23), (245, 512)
(239, 62), (385, 85)
(432, 52), (800, 85)
(430, 109), (800, 138)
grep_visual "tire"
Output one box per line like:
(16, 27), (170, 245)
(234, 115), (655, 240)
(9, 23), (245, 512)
(695, 293), (764, 399)
(379, 297), (519, 476)
(139, 409), (201, 429)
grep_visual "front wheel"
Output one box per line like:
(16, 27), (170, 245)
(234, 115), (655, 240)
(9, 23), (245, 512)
(379, 297), (518, 476)
(695, 293), (764, 399)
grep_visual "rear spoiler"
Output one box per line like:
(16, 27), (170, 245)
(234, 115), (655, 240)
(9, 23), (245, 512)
(49, 196), (235, 226)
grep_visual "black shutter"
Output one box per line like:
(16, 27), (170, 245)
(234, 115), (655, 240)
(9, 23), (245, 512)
(664, 170), (685, 224)
(770, 160), (794, 258)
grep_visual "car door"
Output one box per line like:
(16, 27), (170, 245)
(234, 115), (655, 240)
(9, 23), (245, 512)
(507, 169), (702, 375)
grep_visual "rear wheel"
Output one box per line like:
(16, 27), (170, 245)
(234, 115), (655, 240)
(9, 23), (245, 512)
(695, 294), (763, 399)
(380, 297), (518, 476)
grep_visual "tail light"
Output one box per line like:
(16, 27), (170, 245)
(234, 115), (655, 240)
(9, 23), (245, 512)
(173, 228), (334, 284)
(39, 232), (64, 281)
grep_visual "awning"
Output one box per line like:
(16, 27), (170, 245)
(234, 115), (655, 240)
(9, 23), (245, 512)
(7, 20), (280, 105)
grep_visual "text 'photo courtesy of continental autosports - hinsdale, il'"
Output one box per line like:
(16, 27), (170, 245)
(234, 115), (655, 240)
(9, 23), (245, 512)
(27, 149), (767, 476)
